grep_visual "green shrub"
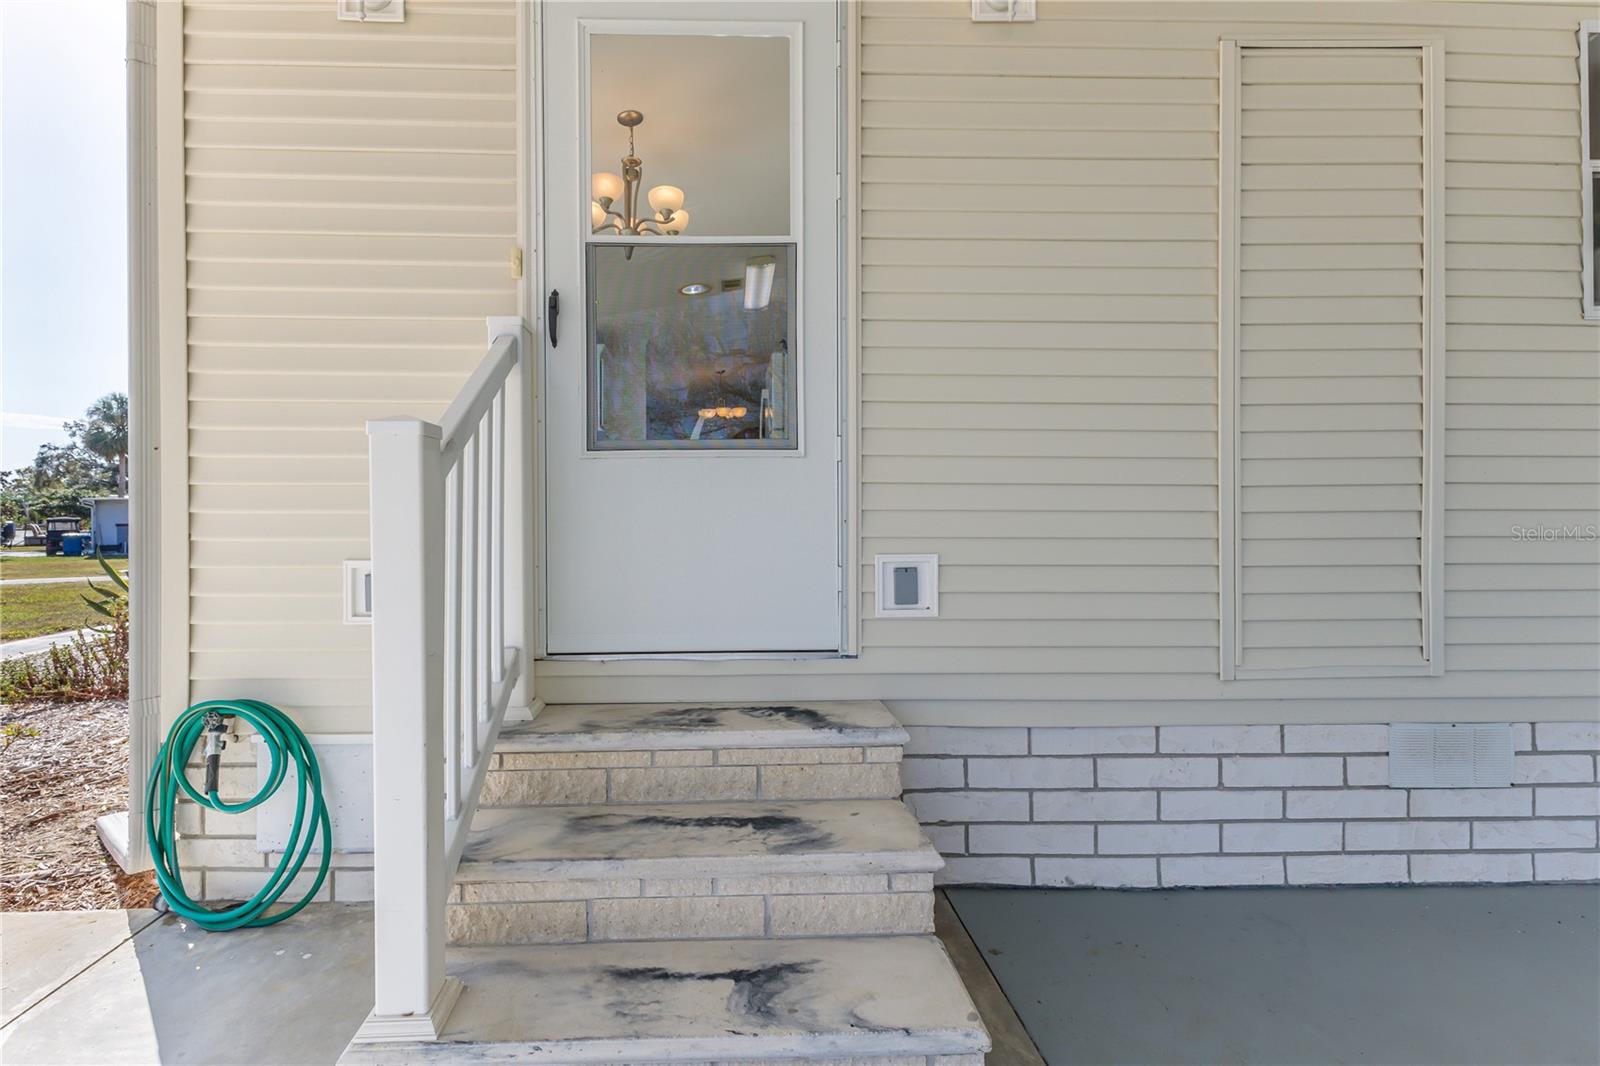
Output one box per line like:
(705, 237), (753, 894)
(0, 606), (129, 704)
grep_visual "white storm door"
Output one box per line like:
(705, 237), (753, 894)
(541, 1), (842, 654)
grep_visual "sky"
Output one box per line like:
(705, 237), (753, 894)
(1, 1), (127, 470)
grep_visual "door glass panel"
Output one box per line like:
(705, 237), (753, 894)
(585, 28), (798, 451)
(589, 243), (797, 450)
(588, 33), (791, 238)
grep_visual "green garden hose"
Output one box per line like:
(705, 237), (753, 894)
(147, 699), (332, 930)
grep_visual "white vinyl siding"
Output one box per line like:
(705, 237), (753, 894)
(175, 1), (1598, 729)
(181, 0), (518, 731)
(540, 2), (1596, 723)
(1220, 40), (1444, 678)
(543, 0), (1597, 723)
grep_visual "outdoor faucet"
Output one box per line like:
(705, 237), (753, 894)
(201, 711), (233, 796)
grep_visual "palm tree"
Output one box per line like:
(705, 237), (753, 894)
(80, 393), (129, 495)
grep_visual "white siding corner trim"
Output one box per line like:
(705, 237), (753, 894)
(1219, 38), (1447, 681)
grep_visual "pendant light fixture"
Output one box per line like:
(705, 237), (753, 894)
(591, 110), (690, 237)
(698, 369), (747, 422)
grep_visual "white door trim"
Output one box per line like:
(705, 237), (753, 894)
(840, 0), (860, 658)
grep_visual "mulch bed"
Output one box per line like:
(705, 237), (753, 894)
(1, 699), (158, 910)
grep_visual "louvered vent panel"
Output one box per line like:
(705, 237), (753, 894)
(1233, 45), (1430, 673)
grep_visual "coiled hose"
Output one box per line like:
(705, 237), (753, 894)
(147, 699), (332, 930)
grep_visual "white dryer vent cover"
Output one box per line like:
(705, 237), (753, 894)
(1388, 723), (1514, 788)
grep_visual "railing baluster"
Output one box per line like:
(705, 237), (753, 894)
(478, 409), (493, 728)
(443, 464), (462, 822)
(463, 432), (479, 765)
(492, 387), (506, 684)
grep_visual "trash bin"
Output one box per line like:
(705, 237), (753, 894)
(60, 533), (87, 557)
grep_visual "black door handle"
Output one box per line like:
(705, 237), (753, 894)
(547, 290), (560, 348)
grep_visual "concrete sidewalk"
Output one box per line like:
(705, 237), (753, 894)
(1, 910), (162, 1028)
(1, 575), (98, 586)
(1, 905), (375, 1065)
(1, 629), (93, 661)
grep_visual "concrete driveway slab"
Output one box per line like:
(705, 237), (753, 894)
(0, 904), (373, 1066)
(1, 910), (158, 1026)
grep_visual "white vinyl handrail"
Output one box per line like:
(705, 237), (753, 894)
(355, 325), (526, 1044)
(438, 333), (520, 862)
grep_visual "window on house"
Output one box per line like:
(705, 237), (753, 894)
(1218, 40), (1444, 679)
(1582, 22), (1599, 319)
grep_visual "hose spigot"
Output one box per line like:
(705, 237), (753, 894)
(202, 711), (233, 796)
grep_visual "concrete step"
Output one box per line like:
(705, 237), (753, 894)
(485, 701), (908, 805)
(499, 701), (908, 752)
(340, 935), (989, 1065)
(452, 799), (941, 945)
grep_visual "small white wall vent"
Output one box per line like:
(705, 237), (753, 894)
(343, 560), (373, 625)
(875, 554), (938, 618)
(972, 0), (1036, 21)
(1389, 723), (1514, 788)
(337, 0), (403, 22)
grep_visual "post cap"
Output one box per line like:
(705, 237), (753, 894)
(366, 417), (442, 439)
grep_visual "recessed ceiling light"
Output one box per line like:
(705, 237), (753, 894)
(678, 282), (709, 296)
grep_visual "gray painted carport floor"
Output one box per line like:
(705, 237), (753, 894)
(947, 884), (1600, 1066)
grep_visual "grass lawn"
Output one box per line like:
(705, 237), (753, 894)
(0, 553), (128, 580)
(0, 581), (108, 642)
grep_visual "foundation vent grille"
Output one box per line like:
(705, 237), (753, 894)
(1388, 724), (1514, 788)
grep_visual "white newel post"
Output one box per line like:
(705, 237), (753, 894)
(358, 417), (462, 1042)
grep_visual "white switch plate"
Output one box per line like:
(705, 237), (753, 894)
(343, 560), (373, 624)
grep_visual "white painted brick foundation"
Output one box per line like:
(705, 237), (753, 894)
(175, 744), (378, 903)
(904, 723), (1600, 888)
(180, 718), (1598, 896)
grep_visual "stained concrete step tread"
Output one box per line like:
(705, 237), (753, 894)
(340, 935), (989, 1064)
(496, 700), (908, 752)
(459, 798), (941, 882)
